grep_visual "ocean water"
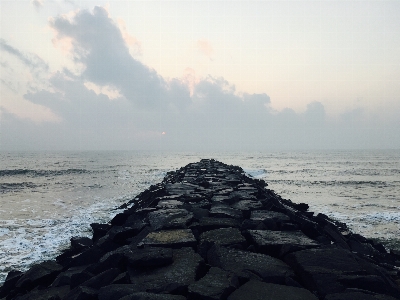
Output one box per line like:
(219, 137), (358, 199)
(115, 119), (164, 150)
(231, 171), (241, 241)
(0, 150), (399, 282)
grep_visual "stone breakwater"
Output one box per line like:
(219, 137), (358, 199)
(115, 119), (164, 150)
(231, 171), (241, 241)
(1, 159), (400, 300)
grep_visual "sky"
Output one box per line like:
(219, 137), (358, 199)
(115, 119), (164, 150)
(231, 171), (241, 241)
(1, 0), (399, 151)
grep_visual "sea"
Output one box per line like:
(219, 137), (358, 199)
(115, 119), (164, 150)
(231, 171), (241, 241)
(1, 150), (399, 282)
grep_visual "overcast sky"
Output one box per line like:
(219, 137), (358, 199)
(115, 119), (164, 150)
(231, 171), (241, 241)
(1, 0), (399, 151)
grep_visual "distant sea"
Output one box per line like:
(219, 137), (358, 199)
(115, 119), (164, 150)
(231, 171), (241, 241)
(1, 150), (399, 282)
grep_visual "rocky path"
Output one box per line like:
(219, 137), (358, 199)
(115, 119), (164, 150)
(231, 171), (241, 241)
(1, 159), (400, 300)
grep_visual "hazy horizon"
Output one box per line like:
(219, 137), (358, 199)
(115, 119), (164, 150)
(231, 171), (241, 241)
(1, 1), (399, 151)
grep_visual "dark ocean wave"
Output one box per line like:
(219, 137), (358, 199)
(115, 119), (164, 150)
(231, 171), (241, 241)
(0, 182), (42, 193)
(268, 179), (391, 187)
(0, 169), (89, 177)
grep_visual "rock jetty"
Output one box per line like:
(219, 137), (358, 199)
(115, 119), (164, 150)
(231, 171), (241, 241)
(1, 159), (400, 300)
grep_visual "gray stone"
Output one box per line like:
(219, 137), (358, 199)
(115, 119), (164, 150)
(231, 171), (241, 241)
(128, 248), (204, 294)
(207, 245), (294, 284)
(232, 200), (263, 212)
(227, 280), (318, 300)
(148, 209), (193, 230)
(15, 286), (70, 300)
(210, 206), (242, 219)
(126, 247), (173, 268)
(138, 229), (197, 248)
(156, 200), (184, 209)
(188, 267), (238, 300)
(199, 217), (240, 231)
(120, 293), (186, 300)
(250, 210), (290, 222)
(247, 230), (319, 256)
(200, 228), (246, 248)
(15, 260), (63, 290)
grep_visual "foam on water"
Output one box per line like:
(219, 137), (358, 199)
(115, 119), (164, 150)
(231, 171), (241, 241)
(0, 194), (130, 282)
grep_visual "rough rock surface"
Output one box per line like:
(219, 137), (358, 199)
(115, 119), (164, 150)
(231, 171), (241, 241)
(1, 159), (399, 300)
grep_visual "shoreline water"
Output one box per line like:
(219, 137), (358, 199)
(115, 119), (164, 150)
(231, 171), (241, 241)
(1, 158), (399, 299)
(1, 150), (399, 282)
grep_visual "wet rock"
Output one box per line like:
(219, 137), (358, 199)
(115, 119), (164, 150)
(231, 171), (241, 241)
(250, 210), (290, 223)
(207, 245), (294, 284)
(14, 286), (70, 300)
(51, 266), (88, 287)
(70, 237), (93, 251)
(15, 260), (63, 290)
(126, 247), (173, 268)
(165, 183), (198, 195)
(67, 246), (104, 268)
(128, 247), (204, 294)
(120, 292), (186, 300)
(200, 228), (246, 249)
(64, 286), (97, 300)
(284, 247), (368, 297)
(80, 268), (121, 290)
(156, 200), (184, 209)
(0, 270), (23, 298)
(98, 284), (138, 300)
(227, 280), (318, 300)
(246, 230), (320, 257)
(148, 209), (193, 230)
(199, 217), (240, 232)
(138, 229), (197, 249)
(188, 267), (239, 300)
(324, 291), (399, 300)
(210, 205), (242, 219)
(90, 223), (111, 242)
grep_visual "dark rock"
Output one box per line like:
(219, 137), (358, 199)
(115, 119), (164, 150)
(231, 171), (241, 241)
(250, 210), (290, 223)
(13, 286), (70, 300)
(325, 291), (398, 300)
(207, 245), (294, 284)
(98, 284), (138, 300)
(51, 266), (88, 287)
(165, 183), (198, 195)
(70, 237), (92, 251)
(210, 205), (242, 219)
(70, 270), (94, 289)
(120, 292), (186, 300)
(126, 247), (173, 268)
(64, 286), (98, 300)
(148, 209), (193, 230)
(90, 223), (111, 242)
(246, 230), (319, 257)
(67, 246), (104, 268)
(128, 247), (204, 294)
(156, 200), (184, 209)
(200, 228), (246, 247)
(111, 212), (132, 226)
(15, 260), (63, 290)
(0, 270), (23, 298)
(231, 200), (263, 218)
(284, 247), (368, 297)
(227, 280), (318, 300)
(138, 229), (197, 249)
(240, 219), (267, 231)
(198, 217), (240, 232)
(188, 267), (238, 300)
(80, 268), (121, 290)
(189, 207), (210, 220)
(338, 275), (400, 298)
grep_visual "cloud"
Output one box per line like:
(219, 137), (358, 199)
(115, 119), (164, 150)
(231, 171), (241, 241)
(1, 6), (398, 150)
(0, 39), (49, 73)
(50, 6), (166, 110)
(196, 39), (214, 59)
(31, 0), (44, 8)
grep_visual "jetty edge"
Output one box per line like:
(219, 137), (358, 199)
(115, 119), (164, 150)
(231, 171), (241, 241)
(1, 159), (399, 300)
